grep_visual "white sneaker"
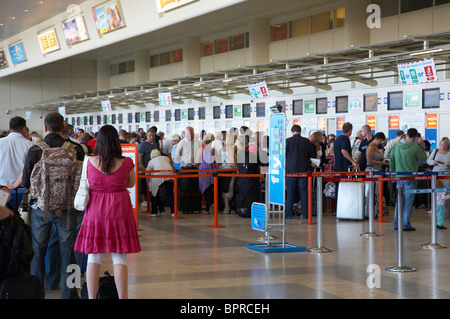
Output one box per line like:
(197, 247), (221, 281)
(141, 201), (147, 207)
(223, 207), (230, 214)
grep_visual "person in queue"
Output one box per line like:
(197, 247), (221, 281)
(389, 128), (427, 231)
(75, 125), (141, 299)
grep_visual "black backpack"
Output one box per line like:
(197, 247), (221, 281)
(0, 213), (34, 280)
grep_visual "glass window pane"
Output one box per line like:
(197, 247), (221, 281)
(230, 33), (246, 51)
(201, 41), (214, 57)
(270, 23), (288, 41)
(311, 11), (333, 34)
(160, 52), (171, 66)
(334, 8), (345, 28)
(401, 0), (433, 13)
(215, 38), (228, 54)
(372, 0), (399, 18)
(290, 17), (309, 37)
(436, 0), (450, 5)
(150, 54), (159, 68)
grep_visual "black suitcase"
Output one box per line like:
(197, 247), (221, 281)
(81, 271), (118, 299)
(178, 167), (202, 214)
(0, 273), (42, 299)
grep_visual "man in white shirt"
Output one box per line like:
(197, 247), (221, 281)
(175, 126), (201, 168)
(0, 116), (33, 185)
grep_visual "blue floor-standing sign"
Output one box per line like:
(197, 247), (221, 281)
(247, 113), (305, 253)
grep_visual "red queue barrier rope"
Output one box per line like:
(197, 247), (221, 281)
(138, 168), (433, 228)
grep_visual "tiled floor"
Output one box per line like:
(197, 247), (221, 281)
(45, 204), (450, 300)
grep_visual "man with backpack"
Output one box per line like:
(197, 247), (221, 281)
(22, 112), (84, 299)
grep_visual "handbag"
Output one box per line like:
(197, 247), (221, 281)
(74, 156), (90, 211)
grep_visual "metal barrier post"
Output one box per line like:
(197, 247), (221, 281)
(307, 175), (333, 253)
(422, 175), (447, 249)
(170, 175), (183, 220)
(386, 186), (416, 272)
(361, 168), (382, 237)
(375, 179), (389, 223)
(302, 174), (316, 225)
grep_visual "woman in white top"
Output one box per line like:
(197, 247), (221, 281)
(427, 137), (450, 188)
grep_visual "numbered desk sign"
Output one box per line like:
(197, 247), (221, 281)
(251, 203), (267, 232)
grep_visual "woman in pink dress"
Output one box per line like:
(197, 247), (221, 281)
(75, 125), (141, 299)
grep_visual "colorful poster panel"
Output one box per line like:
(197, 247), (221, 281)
(155, 0), (196, 13)
(0, 50), (8, 69)
(8, 42), (27, 64)
(62, 15), (89, 46)
(38, 28), (60, 54)
(92, 1), (125, 35)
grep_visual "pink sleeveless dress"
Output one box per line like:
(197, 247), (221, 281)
(75, 157), (141, 254)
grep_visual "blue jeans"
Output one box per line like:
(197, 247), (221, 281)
(393, 180), (418, 229)
(286, 177), (308, 219)
(30, 208), (78, 299)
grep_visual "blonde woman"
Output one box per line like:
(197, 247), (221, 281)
(427, 137), (450, 188)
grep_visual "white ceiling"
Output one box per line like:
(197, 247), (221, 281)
(0, 0), (86, 42)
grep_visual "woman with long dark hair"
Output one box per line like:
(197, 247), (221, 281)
(75, 125), (141, 299)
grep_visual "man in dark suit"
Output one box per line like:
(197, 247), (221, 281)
(285, 125), (315, 219)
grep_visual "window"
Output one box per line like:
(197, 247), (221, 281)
(160, 52), (171, 66)
(336, 96), (348, 113)
(198, 107), (206, 120)
(364, 93), (378, 112)
(165, 110), (171, 121)
(387, 91), (403, 111)
(422, 88), (440, 109)
(270, 23), (288, 41)
(213, 106), (221, 119)
(292, 99), (303, 115)
(242, 103), (251, 118)
(436, 0), (450, 5)
(316, 98), (327, 114)
(401, 0), (433, 13)
(110, 60), (135, 75)
(150, 54), (160, 67)
(256, 102), (265, 117)
(372, 0), (399, 18)
(334, 8), (345, 28)
(201, 41), (214, 57)
(290, 17), (309, 38)
(311, 11), (333, 34)
(230, 33), (246, 51)
(215, 38), (228, 54)
(171, 49), (183, 63)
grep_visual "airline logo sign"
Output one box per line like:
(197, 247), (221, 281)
(122, 144), (138, 227)
(398, 58), (437, 85)
(269, 114), (285, 205)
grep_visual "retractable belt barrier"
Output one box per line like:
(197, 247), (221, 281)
(137, 168), (447, 270)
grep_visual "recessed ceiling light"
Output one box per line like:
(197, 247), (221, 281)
(24, 9), (29, 13)
(9, 17), (15, 20)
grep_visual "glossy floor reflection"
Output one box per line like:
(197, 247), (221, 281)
(46, 206), (450, 299)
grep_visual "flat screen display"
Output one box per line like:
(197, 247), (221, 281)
(118, 114), (123, 124)
(135, 112), (140, 123)
(127, 113), (133, 123)
(225, 105), (233, 119)
(242, 103), (251, 118)
(423, 88), (440, 109)
(198, 107), (205, 120)
(336, 96), (349, 113)
(213, 106), (221, 119)
(175, 109), (181, 121)
(154, 111), (160, 122)
(388, 91), (403, 110)
(165, 110), (171, 121)
(364, 94), (378, 112)
(316, 98), (327, 114)
(188, 108), (194, 121)
(145, 112), (151, 122)
(292, 100), (303, 115)
(256, 103), (265, 117)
